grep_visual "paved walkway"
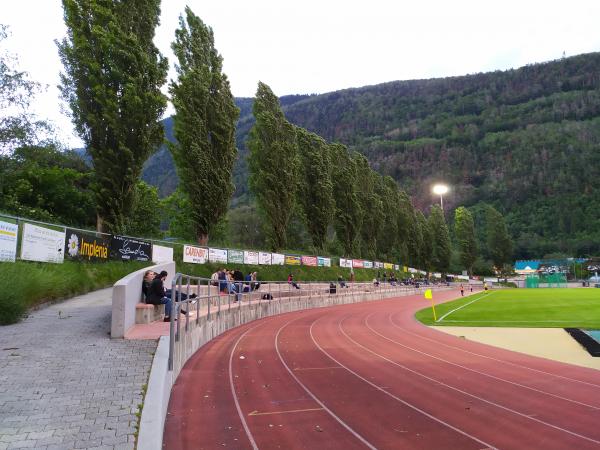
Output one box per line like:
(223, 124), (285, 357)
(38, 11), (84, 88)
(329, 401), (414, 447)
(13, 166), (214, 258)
(0, 289), (158, 450)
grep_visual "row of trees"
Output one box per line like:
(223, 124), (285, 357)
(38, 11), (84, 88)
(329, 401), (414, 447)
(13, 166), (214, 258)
(246, 81), (513, 274)
(1, 2), (514, 275)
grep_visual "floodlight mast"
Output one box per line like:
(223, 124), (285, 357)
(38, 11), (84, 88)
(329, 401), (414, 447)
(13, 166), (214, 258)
(432, 184), (449, 210)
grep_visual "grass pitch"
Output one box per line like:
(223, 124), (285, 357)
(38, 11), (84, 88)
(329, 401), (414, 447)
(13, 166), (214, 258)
(415, 288), (600, 328)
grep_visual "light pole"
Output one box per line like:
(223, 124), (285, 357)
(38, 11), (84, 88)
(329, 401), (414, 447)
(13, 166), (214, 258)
(432, 184), (449, 211)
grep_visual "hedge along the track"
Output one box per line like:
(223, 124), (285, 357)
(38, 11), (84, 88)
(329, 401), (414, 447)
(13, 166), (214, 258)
(176, 260), (404, 283)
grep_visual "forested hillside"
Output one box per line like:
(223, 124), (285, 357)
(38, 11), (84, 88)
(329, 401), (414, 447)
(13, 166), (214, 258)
(143, 53), (600, 258)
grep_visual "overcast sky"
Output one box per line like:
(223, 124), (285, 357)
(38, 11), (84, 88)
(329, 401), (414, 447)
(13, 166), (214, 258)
(3, 0), (600, 148)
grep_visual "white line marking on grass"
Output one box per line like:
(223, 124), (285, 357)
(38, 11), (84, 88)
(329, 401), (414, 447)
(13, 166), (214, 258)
(437, 293), (492, 323)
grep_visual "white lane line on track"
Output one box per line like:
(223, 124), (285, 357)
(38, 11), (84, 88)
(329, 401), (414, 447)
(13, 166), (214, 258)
(274, 318), (377, 450)
(436, 293), (491, 323)
(338, 316), (600, 445)
(308, 316), (497, 450)
(392, 313), (600, 389)
(229, 325), (261, 450)
(361, 313), (600, 410)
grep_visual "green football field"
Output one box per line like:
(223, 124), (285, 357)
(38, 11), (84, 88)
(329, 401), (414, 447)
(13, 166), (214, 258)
(415, 288), (600, 328)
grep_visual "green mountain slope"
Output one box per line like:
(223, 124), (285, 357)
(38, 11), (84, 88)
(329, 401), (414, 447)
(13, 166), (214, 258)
(143, 52), (600, 258)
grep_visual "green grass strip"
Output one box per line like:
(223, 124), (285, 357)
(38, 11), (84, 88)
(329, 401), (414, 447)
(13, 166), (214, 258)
(416, 288), (600, 329)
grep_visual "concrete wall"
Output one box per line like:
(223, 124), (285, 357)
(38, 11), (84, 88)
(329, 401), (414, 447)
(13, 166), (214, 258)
(138, 286), (450, 450)
(110, 262), (175, 338)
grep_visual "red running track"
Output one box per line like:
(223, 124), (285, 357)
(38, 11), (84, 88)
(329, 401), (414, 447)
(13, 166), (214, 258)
(164, 290), (600, 449)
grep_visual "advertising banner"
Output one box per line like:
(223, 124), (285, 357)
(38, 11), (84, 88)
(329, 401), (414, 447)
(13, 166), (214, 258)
(285, 255), (301, 266)
(110, 235), (151, 262)
(21, 223), (65, 263)
(403, 266), (408, 273)
(209, 247), (228, 264)
(408, 267), (417, 273)
(394, 264), (400, 271)
(363, 260), (373, 269)
(340, 258), (353, 268)
(228, 249), (244, 264)
(317, 257), (331, 267)
(0, 220), (18, 262)
(244, 251), (259, 265)
(271, 253), (285, 265)
(152, 244), (173, 263)
(258, 252), (272, 265)
(301, 256), (318, 267)
(65, 228), (110, 262)
(384, 262), (394, 270)
(183, 245), (207, 264)
(352, 259), (364, 269)
(374, 261), (383, 269)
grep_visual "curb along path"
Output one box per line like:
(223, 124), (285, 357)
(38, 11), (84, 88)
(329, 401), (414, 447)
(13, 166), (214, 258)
(0, 288), (157, 450)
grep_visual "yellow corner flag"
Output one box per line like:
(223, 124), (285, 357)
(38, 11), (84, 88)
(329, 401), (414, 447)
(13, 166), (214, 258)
(424, 289), (437, 321)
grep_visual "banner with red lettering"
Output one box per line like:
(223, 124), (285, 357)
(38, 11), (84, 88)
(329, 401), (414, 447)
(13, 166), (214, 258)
(301, 255), (318, 267)
(183, 245), (207, 264)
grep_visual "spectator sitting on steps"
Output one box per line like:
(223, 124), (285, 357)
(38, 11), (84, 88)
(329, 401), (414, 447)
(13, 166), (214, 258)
(288, 273), (300, 289)
(146, 271), (176, 322)
(143, 270), (196, 302)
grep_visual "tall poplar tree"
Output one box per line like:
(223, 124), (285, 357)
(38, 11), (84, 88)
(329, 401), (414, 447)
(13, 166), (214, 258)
(397, 190), (416, 265)
(486, 206), (513, 272)
(376, 176), (400, 261)
(295, 127), (334, 250)
(247, 82), (298, 250)
(454, 206), (478, 274)
(58, 0), (168, 232)
(415, 210), (432, 272)
(428, 205), (451, 274)
(169, 7), (239, 245)
(354, 153), (384, 259)
(330, 143), (361, 255)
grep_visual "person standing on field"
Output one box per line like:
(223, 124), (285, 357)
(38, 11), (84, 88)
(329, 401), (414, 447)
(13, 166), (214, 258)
(460, 284), (464, 296)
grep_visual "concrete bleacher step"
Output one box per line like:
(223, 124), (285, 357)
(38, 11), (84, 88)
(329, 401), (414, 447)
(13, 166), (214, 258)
(135, 303), (165, 324)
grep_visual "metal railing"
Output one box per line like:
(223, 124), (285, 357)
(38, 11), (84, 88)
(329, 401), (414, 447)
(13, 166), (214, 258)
(167, 274), (454, 370)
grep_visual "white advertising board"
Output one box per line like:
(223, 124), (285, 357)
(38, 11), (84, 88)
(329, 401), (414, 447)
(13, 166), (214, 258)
(152, 244), (173, 263)
(271, 253), (285, 265)
(363, 260), (373, 269)
(258, 252), (272, 265)
(0, 220), (18, 262)
(317, 257), (331, 267)
(20, 223), (65, 263)
(183, 245), (207, 264)
(244, 250), (259, 265)
(209, 248), (228, 263)
(340, 258), (353, 268)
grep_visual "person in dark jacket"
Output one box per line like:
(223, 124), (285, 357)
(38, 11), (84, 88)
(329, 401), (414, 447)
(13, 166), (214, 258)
(143, 270), (196, 302)
(146, 271), (173, 322)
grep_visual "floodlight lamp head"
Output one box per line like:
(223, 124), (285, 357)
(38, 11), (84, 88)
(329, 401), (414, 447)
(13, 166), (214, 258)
(432, 184), (449, 195)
